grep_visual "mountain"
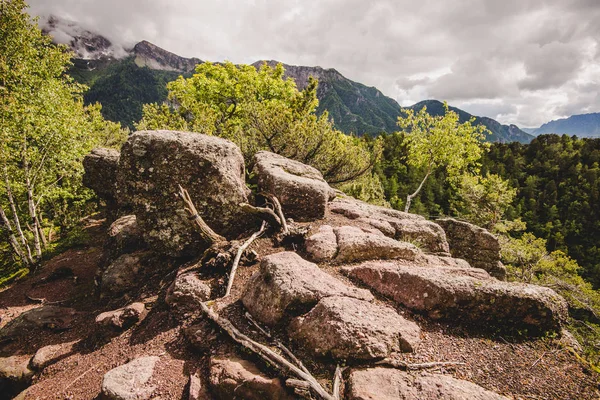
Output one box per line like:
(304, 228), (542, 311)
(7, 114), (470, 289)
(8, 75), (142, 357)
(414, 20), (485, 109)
(41, 16), (532, 142)
(530, 113), (600, 138)
(408, 100), (534, 144)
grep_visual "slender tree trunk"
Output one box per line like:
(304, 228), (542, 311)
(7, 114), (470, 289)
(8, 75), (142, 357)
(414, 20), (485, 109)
(26, 178), (42, 260)
(37, 211), (47, 248)
(3, 166), (34, 265)
(0, 206), (28, 266)
(404, 169), (432, 213)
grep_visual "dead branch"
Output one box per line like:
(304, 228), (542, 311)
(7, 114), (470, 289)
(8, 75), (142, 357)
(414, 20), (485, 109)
(200, 301), (335, 400)
(286, 379), (312, 398)
(178, 185), (225, 245)
(333, 364), (343, 400)
(245, 311), (272, 338)
(240, 203), (281, 229)
(25, 294), (68, 305)
(375, 359), (465, 371)
(263, 193), (288, 234)
(224, 221), (267, 297)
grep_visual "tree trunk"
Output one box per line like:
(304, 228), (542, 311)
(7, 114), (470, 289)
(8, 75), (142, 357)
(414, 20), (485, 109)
(0, 206), (28, 266)
(404, 169), (432, 213)
(26, 175), (42, 260)
(3, 166), (34, 265)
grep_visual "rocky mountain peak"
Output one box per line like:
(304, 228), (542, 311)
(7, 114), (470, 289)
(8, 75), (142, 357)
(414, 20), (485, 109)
(132, 40), (201, 73)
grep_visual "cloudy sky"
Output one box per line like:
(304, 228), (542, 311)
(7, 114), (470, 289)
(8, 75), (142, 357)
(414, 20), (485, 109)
(27, 0), (600, 128)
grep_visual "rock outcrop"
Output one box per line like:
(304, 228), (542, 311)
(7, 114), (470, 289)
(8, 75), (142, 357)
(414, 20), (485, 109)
(101, 356), (159, 400)
(344, 261), (568, 334)
(347, 368), (508, 400)
(242, 251), (373, 325)
(437, 218), (506, 280)
(253, 151), (335, 221)
(209, 356), (292, 400)
(0, 306), (76, 341)
(83, 147), (121, 216)
(117, 130), (253, 257)
(305, 225), (420, 263)
(289, 296), (420, 360)
(330, 198), (449, 254)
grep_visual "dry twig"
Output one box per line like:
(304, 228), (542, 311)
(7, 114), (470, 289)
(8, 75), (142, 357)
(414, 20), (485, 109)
(224, 221), (267, 297)
(375, 359), (465, 370)
(178, 185), (225, 245)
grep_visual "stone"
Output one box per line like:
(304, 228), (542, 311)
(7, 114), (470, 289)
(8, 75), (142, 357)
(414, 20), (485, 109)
(437, 218), (506, 280)
(344, 261), (568, 334)
(330, 198), (449, 254)
(0, 356), (34, 398)
(559, 329), (583, 353)
(289, 296), (420, 360)
(101, 356), (159, 400)
(242, 251), (374, 325)
(117, 130), (253, 257)
(83, 147), (121, 212)
(104, 215), (145, 260)
(0, 306), (76, 341)
(30, 340), (79, 370)
(100, 251), (149, 296)
(304, 225), (338, 262)
(253, 151), (335, 221)
(347, 368), (508, 400)
(96, 302), (147, 330)
(166, 272), (211, 314)
(209, 356), (293, 400)
(334, 226), (420, 263)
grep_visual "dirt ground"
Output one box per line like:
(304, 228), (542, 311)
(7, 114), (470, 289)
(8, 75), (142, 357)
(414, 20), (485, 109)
(1, 216), (599, 400)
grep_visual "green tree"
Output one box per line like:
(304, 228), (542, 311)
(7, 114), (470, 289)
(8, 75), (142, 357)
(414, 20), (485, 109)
(138, 61), (380, 185)
(450, 173), (517, 230)
(0, 0), (125, 270)
(397, 103), (489, 212)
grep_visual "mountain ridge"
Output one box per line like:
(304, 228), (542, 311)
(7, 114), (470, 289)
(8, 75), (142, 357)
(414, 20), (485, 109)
(531, 113), (600, 138)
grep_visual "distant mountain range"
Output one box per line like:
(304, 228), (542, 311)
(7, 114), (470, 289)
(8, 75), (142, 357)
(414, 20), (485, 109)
(42, 16), (534, 143)
(526, 113), (600, 138)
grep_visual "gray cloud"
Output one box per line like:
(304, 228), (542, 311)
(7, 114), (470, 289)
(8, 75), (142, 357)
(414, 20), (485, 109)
(26, 0), (600, 128)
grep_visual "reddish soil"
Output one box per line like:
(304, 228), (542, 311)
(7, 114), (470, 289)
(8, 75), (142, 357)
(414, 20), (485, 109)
(1, 213), (599, 399)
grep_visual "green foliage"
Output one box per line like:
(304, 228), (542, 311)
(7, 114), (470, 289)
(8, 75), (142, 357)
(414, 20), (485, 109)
(0, 0), (125, 278)
(396, 103), (489, 212)
(139, 61), (380, 186)
(451, 173), (517, 230)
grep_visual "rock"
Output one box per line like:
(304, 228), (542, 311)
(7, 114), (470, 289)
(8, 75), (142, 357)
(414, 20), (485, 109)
(334, 226), (420, 263)
(117, 130), (252, 257)
(30, 340), (78, 370)
(253, 151), (335, 221)
(347, 368), (508, 400)
(289, 296), (420, 360)
(83, 147), (121, 213)
(100, 251), (150, 296)
(0, 306), (76, 341)
(305, 225), (420, 263)
(242, 251), (374, 325)
(188, 371), (207, 400)
(166, 272), (211, 314)
(559, 329), (583, 353)
(96, 302), (147, 330)
(344, 261), (568, 334)
(0, 356), (34, 397)
(436, 218), (506, 280)
(209, 356), (293, 400)
(101, 356), (159, 400)
(105, 215), (145, 260)
(304, 225), (338, 262)
(184, 320), (221, 352)
(330, 198), (449, 254)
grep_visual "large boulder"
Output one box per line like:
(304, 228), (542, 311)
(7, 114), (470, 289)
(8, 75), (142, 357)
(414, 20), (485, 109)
(253, 151), (335, 221)
(0, 356), (34, 395)
(83, 147), (121, 213)
(0, 306), (76, 341)
(347, 368), (508, 400)
(344, 261), (568, 334)
(437, 218), (506, 280)
(101, 356), (159, 400)
(242, 252), (373, 325)
(117, 130), (252, 257)
(305, 225), (420, 263)
(330, 198), (449, 254)
(209, 356), (293, 400)
(289, 296), (421, 360)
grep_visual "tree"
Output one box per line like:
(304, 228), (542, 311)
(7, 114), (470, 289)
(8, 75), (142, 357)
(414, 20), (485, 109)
(138, 61), (380, 185)
(0, 0), (125, 270)
(450, 173), (517, 231)
(397, 103), (489, 212)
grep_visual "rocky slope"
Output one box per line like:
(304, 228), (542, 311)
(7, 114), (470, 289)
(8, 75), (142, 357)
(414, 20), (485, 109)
(0, 130), (596, 399)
